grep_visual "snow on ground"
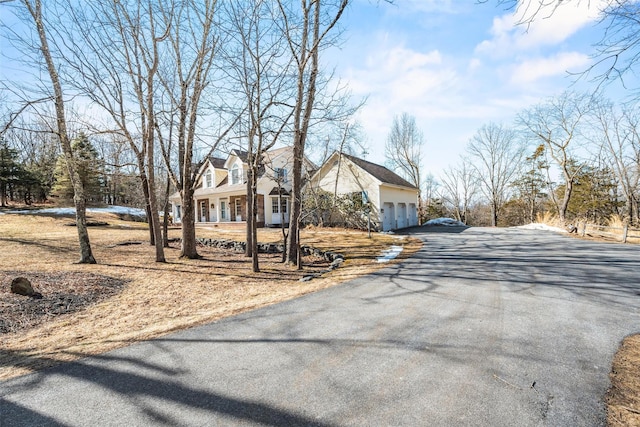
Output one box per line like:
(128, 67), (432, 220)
(376, 245), (403, 263)
(515, 223), (568, 233)
(2, 206), (146, 217)
(424, 218), (467, 227)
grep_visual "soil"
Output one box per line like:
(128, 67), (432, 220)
(1, 271), (125, 334)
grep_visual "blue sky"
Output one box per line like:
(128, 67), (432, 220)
(1, 0), (632, 182)
(330, 0), (629, 179)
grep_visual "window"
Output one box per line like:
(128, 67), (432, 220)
(231, 165), (240, 185)
(272, 197), (287, 214)
(175, 206), (181, 222)
(220, 201), (227, 220)
(275, 167), (287, 183)
(235, 198), (242, 218)
(205, 171), (212, 188)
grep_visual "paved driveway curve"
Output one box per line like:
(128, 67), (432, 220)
(2, 227), (640, 426)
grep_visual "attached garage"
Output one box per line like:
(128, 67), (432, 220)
(307, 152), (420, 232)
(382, 202), (396, 231)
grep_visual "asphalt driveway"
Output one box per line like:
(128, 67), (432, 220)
(2, 227), (639, 426)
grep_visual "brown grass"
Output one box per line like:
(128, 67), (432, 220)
(607, 334), (640, 426)
(535, 211), (565, 228)
(0, 212), (421, 381)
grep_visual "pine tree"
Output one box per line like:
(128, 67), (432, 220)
(51, 133), (104, 204)
(0, 139), (24, 207)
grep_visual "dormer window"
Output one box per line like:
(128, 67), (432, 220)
(231, 164), (241, 185)
(275, 167), (287, 183)
(205, 170), (212, 188)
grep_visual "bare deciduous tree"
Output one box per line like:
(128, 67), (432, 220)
(11, 0), (96, 263)
(592, 100), (640, 225)
(439, 158), (478, 225)
(277, 0), (350, 268)
(519, 92), (593, 223)
(385, 112), (424, 201)
(154, 0), (223, 260)
(467, 122), (524, 226)
(47, 0), (168, 262)
(221, 0), (294, 272)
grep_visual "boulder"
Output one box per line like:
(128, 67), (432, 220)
(11, 277), (43, 299)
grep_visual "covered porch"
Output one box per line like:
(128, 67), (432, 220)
(195, 194), (265, 228)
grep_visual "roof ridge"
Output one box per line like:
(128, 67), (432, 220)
(340, 152), (417, 189)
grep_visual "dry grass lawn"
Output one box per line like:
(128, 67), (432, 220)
(607, 334), (640, 426)
(0, 211), (421, 381)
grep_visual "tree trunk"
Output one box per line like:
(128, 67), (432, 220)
(180, 188), (200, 259)
(73, 190), (96, 264)
(163, 175), (171, 248)
(251, 170), (259, 273)
(245, 169), (253, 258)
(145, 100), (165, 263)
(280, 193), (288, 263)
(146, 169), (165, 262)
(491, 200), (498, 227)
(559, 179), (572, 223)
(286, 143), (303, 265)
(26, 0), (95, 264)
(138, 168), (154, 246)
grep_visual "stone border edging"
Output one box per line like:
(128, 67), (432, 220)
(195, 238), (345, 282)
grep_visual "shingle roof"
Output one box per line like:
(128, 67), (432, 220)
(269, 187), (290, 196)
(342, 153), (417, 189)
(208, 156), (226, 169)
(231, 149), (249, 163)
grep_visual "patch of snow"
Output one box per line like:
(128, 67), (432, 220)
(516, 223), (568, 233)
(424, 218), (466, 227)
(376, 245), (403, 263)
(90, 206), (146, 216)
(7, 207), (77, 215)
(3, 205), (146, 217)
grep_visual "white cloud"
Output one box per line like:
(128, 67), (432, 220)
(510, 52), (591, 84)
(375, 0), (460, 14)
(347, 44), (450, 104)
(476, 0), (606, 56)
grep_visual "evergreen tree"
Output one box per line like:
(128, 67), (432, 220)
(0, 139), (23, 207)
(511, 144), (548, 223)
(555, 161), (621, 224)
(51, 133), (104, 204)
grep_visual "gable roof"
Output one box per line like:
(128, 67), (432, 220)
(231, 149), (249, 163)
(342, 153), (417, 189)
(208, 156), (226, 169)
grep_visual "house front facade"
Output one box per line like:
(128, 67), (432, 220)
(170, 146), (309, 228)
(306, 152), (419, 231)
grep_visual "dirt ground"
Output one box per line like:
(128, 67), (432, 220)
(0, 211), (421, 381)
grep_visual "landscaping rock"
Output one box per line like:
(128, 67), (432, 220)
(10, 277), (42, 299)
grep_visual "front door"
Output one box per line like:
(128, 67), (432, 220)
(235, 198), (242, 221)
(199, 200), (209, 222)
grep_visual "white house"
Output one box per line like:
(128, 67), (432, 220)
(306, 152), (419, 231)
(170, 146), (313, 227)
